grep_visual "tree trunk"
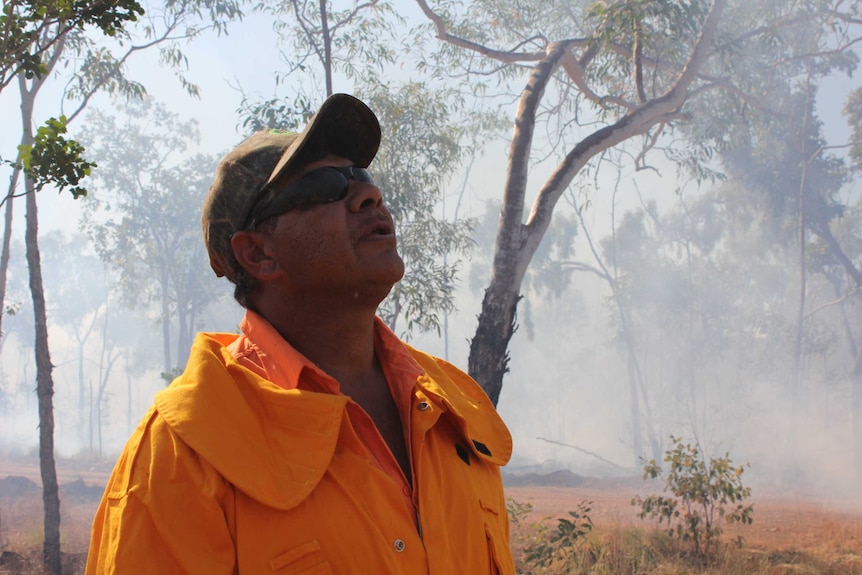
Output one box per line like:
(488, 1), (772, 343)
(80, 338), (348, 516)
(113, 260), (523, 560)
(318, 0), (333, 96)
(467, 42), (570, 405)
(25, 154), (62, 575)
(853, 352), (862, 479)
(469, 283), (521, 405)
(18, 62), (62, 575)
(160, 264), (171, 376)
(464, 1), (727, 404)
(0, 164), (19, 348)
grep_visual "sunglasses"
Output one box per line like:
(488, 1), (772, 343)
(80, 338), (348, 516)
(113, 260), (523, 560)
(246, 166), (374, 229)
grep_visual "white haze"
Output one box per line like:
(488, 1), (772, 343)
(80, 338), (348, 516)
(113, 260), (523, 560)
(0, 8), (860, 507)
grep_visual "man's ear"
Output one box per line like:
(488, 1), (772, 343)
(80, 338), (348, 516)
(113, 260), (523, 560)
(231, 230), (280, 280)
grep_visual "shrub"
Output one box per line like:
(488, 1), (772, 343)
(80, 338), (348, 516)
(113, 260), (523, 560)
(522, 500), (594, 573)
(632, 435), (754, 563)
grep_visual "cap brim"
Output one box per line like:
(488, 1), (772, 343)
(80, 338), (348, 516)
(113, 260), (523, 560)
(265, 93), (381, 191)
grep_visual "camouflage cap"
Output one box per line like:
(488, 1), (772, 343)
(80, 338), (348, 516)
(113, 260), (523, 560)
(201, 93), (381, 281)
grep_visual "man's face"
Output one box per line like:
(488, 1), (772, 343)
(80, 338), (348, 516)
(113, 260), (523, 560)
(256, 154), (405, 304)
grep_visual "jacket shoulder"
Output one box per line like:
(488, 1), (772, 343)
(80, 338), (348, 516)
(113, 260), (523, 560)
(405, 345), (513, 466)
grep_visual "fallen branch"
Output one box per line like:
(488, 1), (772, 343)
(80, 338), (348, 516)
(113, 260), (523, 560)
(537, 437), (627, 470)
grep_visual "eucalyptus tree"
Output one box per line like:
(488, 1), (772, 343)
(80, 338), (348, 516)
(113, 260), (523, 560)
(79, 98), (223, 377)
(239, 0), (498, 338)
(236, 0), (399, 127)
(680, 63), (862, 473)
(1, 3), (144, 572)
(363, 82), (479, 336)
(412, 0), (862, 405)
(37, 232), (109, 448)
(1, 2), (243, 570)
(833, 89), (862, 474)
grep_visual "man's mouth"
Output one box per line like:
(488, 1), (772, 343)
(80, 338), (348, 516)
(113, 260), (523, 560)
(366, 219), (394, 237)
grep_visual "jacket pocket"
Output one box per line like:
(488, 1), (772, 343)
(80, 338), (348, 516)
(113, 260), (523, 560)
(481, 499), (515, 575)
(268, 540), (333, 575)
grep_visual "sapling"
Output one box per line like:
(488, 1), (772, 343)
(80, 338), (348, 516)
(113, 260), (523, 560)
(632, 435), (754, 562)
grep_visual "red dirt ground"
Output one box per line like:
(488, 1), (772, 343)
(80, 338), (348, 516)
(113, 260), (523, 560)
(2, 458), (861, 571)
(505, 483), (862, 557)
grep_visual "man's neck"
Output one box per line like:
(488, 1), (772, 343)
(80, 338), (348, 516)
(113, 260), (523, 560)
(256, 296), (381, 384)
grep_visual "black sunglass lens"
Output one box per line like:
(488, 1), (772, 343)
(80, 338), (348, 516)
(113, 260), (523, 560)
(249, 165), (374, 225)
(351, 167), (373, 183)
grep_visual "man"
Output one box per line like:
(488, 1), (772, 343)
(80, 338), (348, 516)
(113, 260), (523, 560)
(86, 93), (515, 574)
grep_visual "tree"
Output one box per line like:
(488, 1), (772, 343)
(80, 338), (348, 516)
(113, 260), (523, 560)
(238, 0), (498, 338)
(79, 98), (223, 376)
(841, 88), (862, 477)
(12, 46), (104, 575)
(235, 0), (399, 128)
(38, 232), (107, 447)
(413, 0), (862, 405)
(364, 81), (477, 335)
(633, 435), (753, 562)
(0, 0), (143, 92)
(2, 2), (243, 570)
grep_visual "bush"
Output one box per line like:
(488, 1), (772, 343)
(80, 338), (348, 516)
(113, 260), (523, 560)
(522, 500), (594, 573)
(632, 435), (754, 563)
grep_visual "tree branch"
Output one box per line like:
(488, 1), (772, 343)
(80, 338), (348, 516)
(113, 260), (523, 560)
(805, 285), (862, 319)
(494, 40), (573, 284)
(413, 0), (545, 63)
(523, 0), (728, 257)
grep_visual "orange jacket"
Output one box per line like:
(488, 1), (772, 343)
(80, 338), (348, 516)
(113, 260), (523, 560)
(86, 332), (514, 574)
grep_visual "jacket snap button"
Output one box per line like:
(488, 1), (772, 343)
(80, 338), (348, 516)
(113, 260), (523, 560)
(417, 401), (430, 411)
(393, 539), (406, 552)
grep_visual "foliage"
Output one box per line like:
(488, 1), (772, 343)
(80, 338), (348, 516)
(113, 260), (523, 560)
(632, 436), (754, 562)
(0, 0), (144, 91)
(508, 511), (862, 575)
(522, 500), (595, 573)
(78, 98), (223, 375)
(844, 86), (862, 172)
(365, 81), (484, 336)
(506, 496), (533, 525)
(7, 116), (95, 198)
(1, 0), (246, 207)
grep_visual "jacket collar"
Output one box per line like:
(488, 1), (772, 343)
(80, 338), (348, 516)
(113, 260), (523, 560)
(155, 333), (348, 510)
(155, 332), (512, 510)
(407, 345), (512, 467)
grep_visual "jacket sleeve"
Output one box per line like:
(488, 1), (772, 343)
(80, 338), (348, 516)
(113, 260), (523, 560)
(85, 411), (237, 575)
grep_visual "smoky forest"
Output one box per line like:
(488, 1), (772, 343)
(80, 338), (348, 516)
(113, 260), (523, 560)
(1, 1), (862, 574)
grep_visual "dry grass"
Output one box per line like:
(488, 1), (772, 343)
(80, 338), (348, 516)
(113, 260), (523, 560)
(510, 520), (862, 574)
(0, 495), (94, 575)
(1, 476), (861, 574)
(507, 486), (862, 575)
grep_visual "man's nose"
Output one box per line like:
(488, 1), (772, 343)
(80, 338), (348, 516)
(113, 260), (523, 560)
(347, 180), (383, 212)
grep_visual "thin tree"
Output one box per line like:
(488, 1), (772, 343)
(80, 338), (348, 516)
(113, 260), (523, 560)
(0, 1), (241, 570)
(79, 99), (222, 376)
(413, 0), (862, 405)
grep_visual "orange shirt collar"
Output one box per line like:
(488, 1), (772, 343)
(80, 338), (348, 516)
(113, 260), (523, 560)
(231, 310), (425, 399)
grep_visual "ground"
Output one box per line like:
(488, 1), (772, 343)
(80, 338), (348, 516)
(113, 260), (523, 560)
(506, 484), (862, 552)
(1, 458), (861, 574)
